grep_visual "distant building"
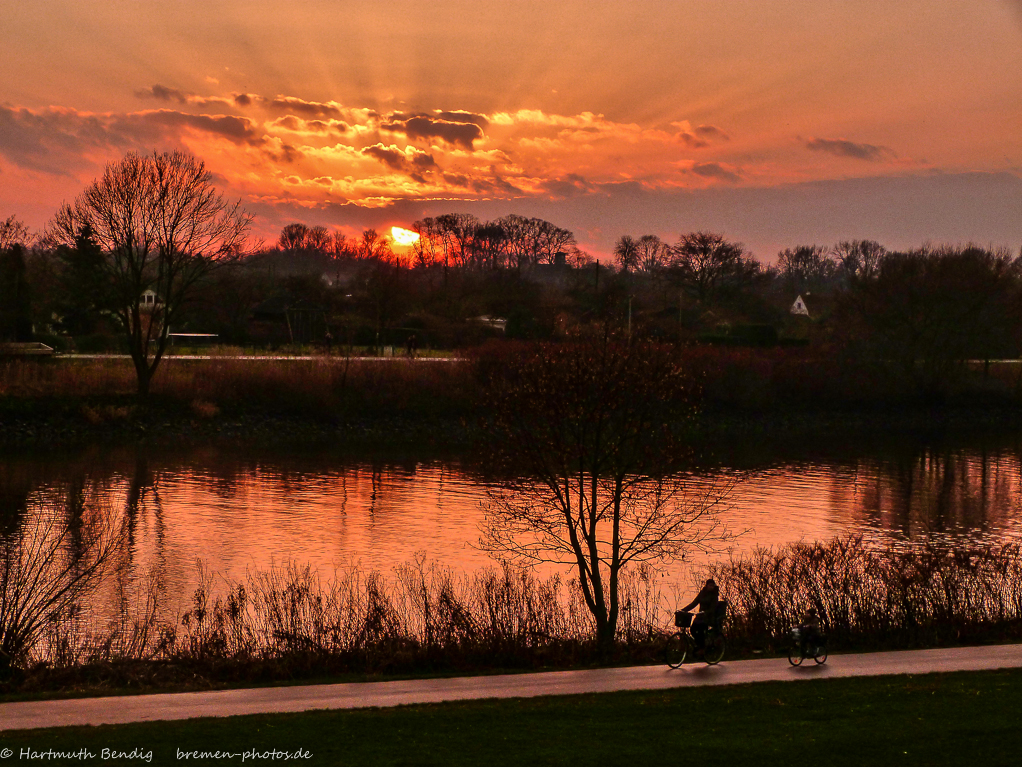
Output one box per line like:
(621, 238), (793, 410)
(790, 295), (809, 316)
(128, 290), (165, 337)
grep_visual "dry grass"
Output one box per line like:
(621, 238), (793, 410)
(0, 357), (477, 418)
(14, 557), (665, 684)
(708, 534), (1022, 650)
(8, 535), (1022, 692)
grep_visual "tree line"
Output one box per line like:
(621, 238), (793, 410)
(3, 151), (1022, 399)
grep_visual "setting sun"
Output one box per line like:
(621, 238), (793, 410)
(391, 226), (420, 246)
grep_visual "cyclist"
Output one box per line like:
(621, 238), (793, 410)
(680, 578), (719, 652)
(799, 607), (822, 654)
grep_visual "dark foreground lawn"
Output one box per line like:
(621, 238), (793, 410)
(2, 669), (1021, 766)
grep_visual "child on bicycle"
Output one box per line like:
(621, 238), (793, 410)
(799, 607), (822, 653)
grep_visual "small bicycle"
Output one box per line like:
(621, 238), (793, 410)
(665, 603), (727, 669)
(787, 628), (828, 666)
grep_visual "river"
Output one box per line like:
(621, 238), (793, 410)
(3, 431), (1022, 619)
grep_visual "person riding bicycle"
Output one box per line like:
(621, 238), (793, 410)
(798, 607), (822, 654)
(680, 578), (719, 651)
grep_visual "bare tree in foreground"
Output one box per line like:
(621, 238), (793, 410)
(49, 151), (252, 395)
(0, 504), (123, 671)
(477, 334), (733, 647)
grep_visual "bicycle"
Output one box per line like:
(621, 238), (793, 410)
(787, 628), (828, 666)
(665, 602), (727, 668)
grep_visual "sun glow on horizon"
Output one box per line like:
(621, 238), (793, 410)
(391, 226), (420, 246)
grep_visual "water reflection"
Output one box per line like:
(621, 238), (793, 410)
(836, 446), (1022, 539)
(2, 436), (1022, 617)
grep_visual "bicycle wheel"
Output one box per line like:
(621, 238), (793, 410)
(813, 646), (828, 664)
(704, 632), (726, 665)
(787, 645), (804, 666)
(665, 631), (689, 668)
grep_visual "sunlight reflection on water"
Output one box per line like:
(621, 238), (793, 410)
(5, 439), (1022, 619)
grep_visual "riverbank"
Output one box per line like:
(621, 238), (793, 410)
(3, 349), (1022, 451)
(3, 393), (1021, 453)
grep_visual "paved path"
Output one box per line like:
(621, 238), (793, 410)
(2, 644), (1021, 732)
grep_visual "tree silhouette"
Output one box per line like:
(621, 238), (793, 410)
(478, 333), (732, 647)
(0, 215), (31, 251)
(49, 151), (251, 395)
(671, 231), (759, 303)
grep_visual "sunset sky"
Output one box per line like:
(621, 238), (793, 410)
(3, 0), (1022, 259)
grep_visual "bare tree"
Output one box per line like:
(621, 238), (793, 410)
(833, 239), (886, 284)
(473, 222), (508, 270)
(434, 213), (479, 268)
(277, 223), (310, 251)
(776, 244), (838, 295)
(411, 217), (444, 269)
(478, 333), (733, 647)
(329, 232), (358, 264)
(305, 225), (332, 254)
(613, 235), (639, 273)
(355, 228), (394, 261)
(635, 235), (671, 274)
(498, 215), (576, 270)
(49, 151), (252, 395)
(671, 231), (759, 303)
(566, 245), (595, 268)
(1, 501), (123, 670)
(0, 215), (31, 251)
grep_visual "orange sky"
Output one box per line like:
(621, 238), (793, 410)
(3, 1), (1022, 259)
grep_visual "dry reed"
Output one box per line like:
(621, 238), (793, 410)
(707, 534), (1022, 650)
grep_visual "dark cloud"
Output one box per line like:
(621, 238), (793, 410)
(691, 162), (742, 183)
(0, 104), (266, 177)
(694, 125), (729, 141)
(435, 110), (490, 129)
(540, 173), (597, 199)
(264, 142), (303, 163)
(130, 111), (262, 144)
(469, 174), (521, 196)
(411, 153), (438, 170)
(443, 172), (470, 187)
(362, 144), (438, 175)
(271, 116), (346, 134)
(230, 93), (343, 119)
(135, 84), (190, 103)
(804, 137), (894, 162)
(309, 119), (347, 134)
(363, 144), (408, 171)
(382, 115), (484, 149)
(0, 105), (125, 174)
(678, 132), (708, 149)
(274, 116), (302, 131)
(679, 124), (729, 148)
(134, 85), (233, 109)
(267, 97), (343, 118)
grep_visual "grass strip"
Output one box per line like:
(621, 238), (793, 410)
(1, 668), (1020, 766)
